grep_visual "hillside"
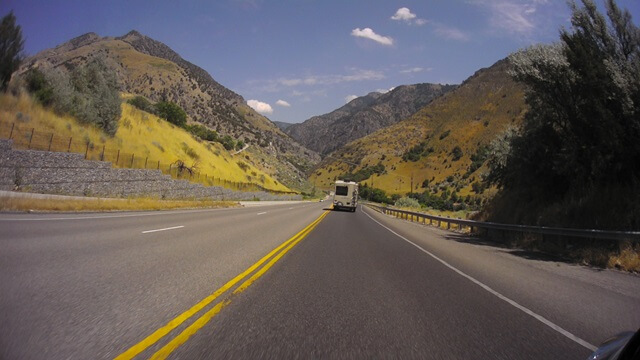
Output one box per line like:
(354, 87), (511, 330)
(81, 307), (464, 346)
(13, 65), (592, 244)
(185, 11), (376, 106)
(18, 31), (319, 191)
(0, 93), (291, 192)
(310, 59), (526, 199)
(286, 83), (456, 155)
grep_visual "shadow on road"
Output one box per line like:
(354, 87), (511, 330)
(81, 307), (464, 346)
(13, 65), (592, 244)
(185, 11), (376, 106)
(442, 233), (575, 265)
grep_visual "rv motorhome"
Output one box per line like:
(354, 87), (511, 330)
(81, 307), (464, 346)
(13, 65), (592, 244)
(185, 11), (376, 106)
(333, 180), (359, 212)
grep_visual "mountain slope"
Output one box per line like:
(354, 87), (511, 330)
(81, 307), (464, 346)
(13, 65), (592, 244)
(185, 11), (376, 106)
(310, 59), (526, 198)
(286, 83), (456, 155)
(20, 31), (319, 191)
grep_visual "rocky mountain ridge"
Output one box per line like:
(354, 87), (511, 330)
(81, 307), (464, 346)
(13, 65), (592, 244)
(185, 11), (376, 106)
(286, 83), (457, 155)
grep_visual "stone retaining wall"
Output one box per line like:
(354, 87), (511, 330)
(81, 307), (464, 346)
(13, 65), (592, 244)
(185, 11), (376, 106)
(0, 139), (301, 201)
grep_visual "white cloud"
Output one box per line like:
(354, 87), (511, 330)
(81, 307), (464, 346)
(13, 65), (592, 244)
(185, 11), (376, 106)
(351, 28), (394, 46)
(471, 0), (556, 37)
(276, 69), (385, 88)
(247, 99), (273, 114)
(391, 7), (416, 21)
(275, 99), (291, 107)
(345, 95), (358, 103)
(400, 67), (425, 74)
(391, 7), (427, 26)
(434, 24), (470, 41)
(414, 18), (428, 26)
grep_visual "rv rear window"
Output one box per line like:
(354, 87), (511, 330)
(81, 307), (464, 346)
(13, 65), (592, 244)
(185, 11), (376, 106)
(335, 186), (348, 196)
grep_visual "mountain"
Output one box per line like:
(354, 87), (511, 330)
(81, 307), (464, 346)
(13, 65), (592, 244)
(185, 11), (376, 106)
(272, 121), (295, 131)
(19, 30), (320, 191)
(285, 83), (456, 155)
(309, 59), (526, 198)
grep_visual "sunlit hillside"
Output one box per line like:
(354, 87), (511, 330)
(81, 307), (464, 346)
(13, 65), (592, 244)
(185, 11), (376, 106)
(0, 93), (292, 193)
(19, 31), (320, 192)
(310, 59), (525, 199)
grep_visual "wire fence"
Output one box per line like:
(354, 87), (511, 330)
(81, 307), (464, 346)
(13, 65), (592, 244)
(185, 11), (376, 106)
(0, 120), (297, 195)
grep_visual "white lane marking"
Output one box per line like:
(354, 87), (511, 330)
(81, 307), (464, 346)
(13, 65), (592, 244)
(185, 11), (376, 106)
(142, 226), (185, 234)
(0, 207), (237, 221)
(362, 208), (597, 352)
(257, 212), (267, 215)
(288, 207), (294, 210)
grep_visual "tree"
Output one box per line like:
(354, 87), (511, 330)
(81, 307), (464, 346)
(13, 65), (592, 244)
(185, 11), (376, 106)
(155, 101), (187, 128)
(494, 0), (640, 196)
(70, 57), (122, 135)
(0, 11), (24, 92)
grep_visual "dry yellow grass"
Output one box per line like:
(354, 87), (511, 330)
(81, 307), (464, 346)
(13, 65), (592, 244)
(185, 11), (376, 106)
(0, 93), (292, 193)
(0, 195), (237, 212)
(608, 244), (640, 272)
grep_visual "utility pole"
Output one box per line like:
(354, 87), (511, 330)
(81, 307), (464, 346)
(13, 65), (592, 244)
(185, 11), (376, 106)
(410, 173), (413, 195)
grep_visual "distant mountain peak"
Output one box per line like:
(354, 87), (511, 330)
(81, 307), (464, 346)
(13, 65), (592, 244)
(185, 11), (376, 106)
(67, 32), (100, 49)
(286, 82), (456, 155)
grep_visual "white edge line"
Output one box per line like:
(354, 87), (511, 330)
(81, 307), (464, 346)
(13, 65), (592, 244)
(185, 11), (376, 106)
(257, 212), (267, 215)
(142, 225), (185, 234)
(0, 207), (239, 222)
(361, 207), (597, 352)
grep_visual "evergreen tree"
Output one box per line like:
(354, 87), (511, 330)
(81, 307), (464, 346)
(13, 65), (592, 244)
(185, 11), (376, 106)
(0, 11), (24, 91)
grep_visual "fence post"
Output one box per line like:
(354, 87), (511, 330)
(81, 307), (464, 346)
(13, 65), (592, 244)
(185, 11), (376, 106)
(67, 137), (72, 152)
(48, 133), (54, 151)
(130, 153), (134, 167)
(100, 145), (105, 161)
(84, 142), (90, 159)
(157, 160), (160, 170)
(144, 157), (148, 169)
(8, 123), (14, 139)
(27, 128), (35, 149)
(115, 150), (120, 165)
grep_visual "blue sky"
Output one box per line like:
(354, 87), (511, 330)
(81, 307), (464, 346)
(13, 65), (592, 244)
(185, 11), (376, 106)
(3, 0), (639, 123)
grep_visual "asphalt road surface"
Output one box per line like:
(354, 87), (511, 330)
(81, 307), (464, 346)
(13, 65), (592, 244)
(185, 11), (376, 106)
(1, 202), (639, 359)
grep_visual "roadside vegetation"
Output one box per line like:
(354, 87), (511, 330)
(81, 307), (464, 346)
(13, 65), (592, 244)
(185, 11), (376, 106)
(484, 0), (640, 231)
(127, 96), (245, 151)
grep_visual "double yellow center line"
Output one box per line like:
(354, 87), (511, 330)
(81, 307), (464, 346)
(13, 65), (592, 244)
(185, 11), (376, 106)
(115, 210), (330, 360)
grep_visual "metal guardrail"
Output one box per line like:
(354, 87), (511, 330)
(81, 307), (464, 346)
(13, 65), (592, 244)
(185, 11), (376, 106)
(365, 204), (640, 242)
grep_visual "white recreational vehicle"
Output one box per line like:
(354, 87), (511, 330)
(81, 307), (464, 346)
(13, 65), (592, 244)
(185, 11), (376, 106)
(332, 180), (359, 212)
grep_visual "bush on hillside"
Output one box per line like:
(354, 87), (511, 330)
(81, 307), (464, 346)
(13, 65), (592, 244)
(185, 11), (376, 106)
(127, 96), (155, 114)
(395, 196), (421, 209)
(155, 101), (187, 128)
(23, 57), (121, 135)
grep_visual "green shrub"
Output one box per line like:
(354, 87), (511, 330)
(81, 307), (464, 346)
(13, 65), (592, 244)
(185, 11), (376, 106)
(127, 96), (155, 114)
(451, 146), (463, 161)
(395, 197), (421, 209)
(155, 101), (187, 128)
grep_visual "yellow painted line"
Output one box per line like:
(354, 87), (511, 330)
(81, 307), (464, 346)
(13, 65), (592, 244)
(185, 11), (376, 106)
(114, 210), (329, 360)
(149, 211), (330, 360)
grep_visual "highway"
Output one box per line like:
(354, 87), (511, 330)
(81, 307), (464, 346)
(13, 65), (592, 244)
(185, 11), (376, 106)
(1, 202), (639, 359)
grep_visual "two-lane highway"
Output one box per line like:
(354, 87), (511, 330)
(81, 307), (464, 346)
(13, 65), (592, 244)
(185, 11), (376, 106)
(0, 202), (327, 359)
(1, 202), (639, 359)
